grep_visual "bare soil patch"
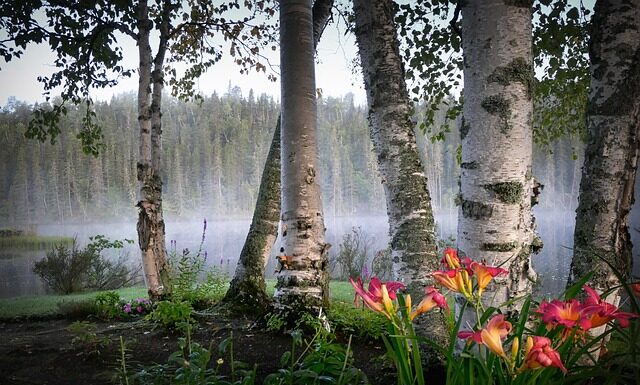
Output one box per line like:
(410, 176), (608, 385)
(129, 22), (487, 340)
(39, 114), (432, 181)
(0, 315), (400, 385)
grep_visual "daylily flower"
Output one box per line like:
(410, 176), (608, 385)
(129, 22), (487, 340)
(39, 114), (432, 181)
(581, 285), (639, 328)
(441, 247), (461, 269)
(457, 329), (482, 344)
(480, 314), (512, 358)
(457, 314), (512, 358)
(350, 276), (405, 318)
(433, 268), (473, 297)
(520, 336), (567, 373)
(537, 298), (591, 332)
(469, 261), (508, 296)
(410, 286), (448, 320)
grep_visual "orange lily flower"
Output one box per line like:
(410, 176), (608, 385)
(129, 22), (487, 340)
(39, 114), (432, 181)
(349, 276), (405, 319)
(441, 247), (460, 269)
(520, 336), (567, 373)
(537, 298), (591, 331)
(433, 268), (472, 297)
(581, 285), (638, 328)
(469, 262), (507, 296)
(381, 284), (396, 316)
(457, 314), (512, 358)
(457, 329), (482, 344)
(410, 286), (448, 320)
(480, 314), (512, 358)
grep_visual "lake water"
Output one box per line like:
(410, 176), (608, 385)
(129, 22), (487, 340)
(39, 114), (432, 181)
(0, 210), (631, 299)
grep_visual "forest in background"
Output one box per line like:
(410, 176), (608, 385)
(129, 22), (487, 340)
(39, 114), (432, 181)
(0, 87), (584, 226)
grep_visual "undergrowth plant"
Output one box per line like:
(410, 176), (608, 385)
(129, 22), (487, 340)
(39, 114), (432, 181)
(350, 247), (640, 385)
(169, 219), (228, 308)
(120, 322), (256, 385)
(68, 320), (110, 354)
(264, 327), (368, 385)
(147, 300), (195, 331)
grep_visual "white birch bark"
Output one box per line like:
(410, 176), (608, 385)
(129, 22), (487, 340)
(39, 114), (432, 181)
(136, 0), (171, 300)
(353, 0), (445, 360)
(570, 0), (640, 296)
(459, 0), (537, 307)
(224, 0), (334, 313)
(275, 0), (329, 314)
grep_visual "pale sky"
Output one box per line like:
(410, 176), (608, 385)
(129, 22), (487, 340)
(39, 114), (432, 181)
(0, 14), (367, 106)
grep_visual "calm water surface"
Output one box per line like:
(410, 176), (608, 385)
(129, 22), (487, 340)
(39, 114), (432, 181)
(0, 211), (618, 299)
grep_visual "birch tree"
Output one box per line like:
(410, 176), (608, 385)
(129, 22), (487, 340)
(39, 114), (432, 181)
(459, 0), (537, 307)
(222, 0), (334, 313)
(352, 0), (445, 355)
(275, 0), (330, 315)
(1, 0), (277, 300)
(569, 0), (640, 298)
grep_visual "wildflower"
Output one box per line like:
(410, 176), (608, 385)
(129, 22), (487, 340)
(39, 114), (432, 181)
(457, 329), (482, 344)
(469, 261), (507, 296)
(581, 285), (638, 328)
(537, 298), (591, 332)
(433, 268), (472, 297)
(350, 276), (405, 318)
(441, 247), (460, 269)
(362, 265), (370, 281)
(457, 314), (512, 358)
(216, 358), (224, 365)
(480, 314), (512, 358)
(410, 286), (448, 320)
(123, 303), (132, 313)
(136, 306), (143, 313)
(520, 336), (567, 373)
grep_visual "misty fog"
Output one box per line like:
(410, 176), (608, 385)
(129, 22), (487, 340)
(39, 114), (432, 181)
(1, 91), (639, 299)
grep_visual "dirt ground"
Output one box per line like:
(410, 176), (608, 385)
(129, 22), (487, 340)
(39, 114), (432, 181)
(0, 314), (403, 385)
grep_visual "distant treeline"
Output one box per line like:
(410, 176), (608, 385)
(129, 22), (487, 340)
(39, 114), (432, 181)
(0, 87), (582, 225)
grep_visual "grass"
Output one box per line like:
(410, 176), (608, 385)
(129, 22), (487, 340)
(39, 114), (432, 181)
(0, 280), (357, 319)
(0, 286), (148, 318)
(0, 235), (74, 250)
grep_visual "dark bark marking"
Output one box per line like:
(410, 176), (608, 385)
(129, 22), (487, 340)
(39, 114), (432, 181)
(460, 116), (470, 140)
(484, 181), (524, 204)
(481, 94), (512, 133)
(461, 199), (493, 220)
(487, 57), (534, 98)
(480, 241), (518, 252)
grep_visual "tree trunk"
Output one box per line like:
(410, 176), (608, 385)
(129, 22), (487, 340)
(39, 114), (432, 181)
(569, 0), (640, 297)
(352, 0), (444, 361)
(275, 0), (330, 316)
(136, 0), (171, 300)
(459, 0), (537, 308)
(223, 0), (334, 314)
(223, 118), (281, 312)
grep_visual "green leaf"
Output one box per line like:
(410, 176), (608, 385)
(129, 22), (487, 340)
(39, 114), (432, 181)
(564, 271), (593, 300)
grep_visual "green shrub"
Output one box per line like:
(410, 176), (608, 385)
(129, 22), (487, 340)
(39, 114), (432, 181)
(32, 236), (139, 294)
(334, 227), (372, 280)
(94, 291), (125, 319)
(34, 240), (96, 294)
(147, 300), (194, 330)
